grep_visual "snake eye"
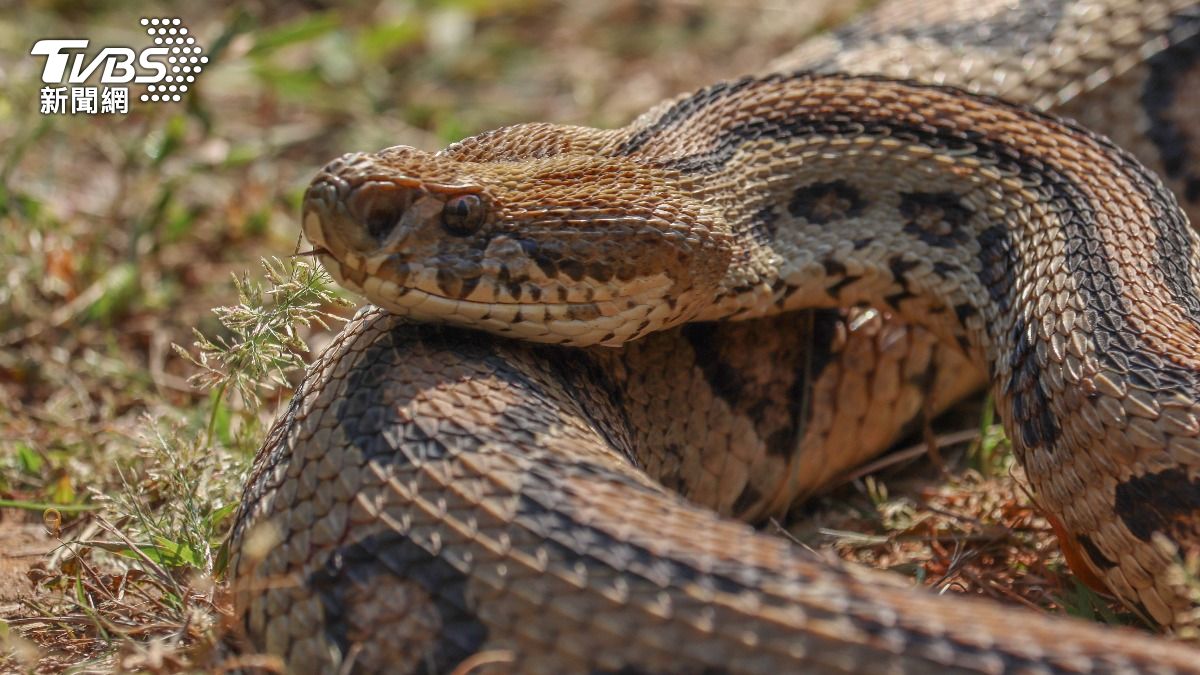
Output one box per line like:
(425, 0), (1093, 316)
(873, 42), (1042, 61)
(441, 194), (485, 236)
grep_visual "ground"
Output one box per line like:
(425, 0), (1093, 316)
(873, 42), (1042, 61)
(0, 1), (1147, 671)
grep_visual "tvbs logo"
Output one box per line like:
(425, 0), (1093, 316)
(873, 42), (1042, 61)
(31, 17), (206, 113)
(33, 39), (171, 85)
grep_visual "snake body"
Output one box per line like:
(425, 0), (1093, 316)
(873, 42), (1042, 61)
(230, 1), (1200, 672)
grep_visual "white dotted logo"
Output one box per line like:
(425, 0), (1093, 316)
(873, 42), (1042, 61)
(139, 18), (207, 103)
(30, 17), (207, 114)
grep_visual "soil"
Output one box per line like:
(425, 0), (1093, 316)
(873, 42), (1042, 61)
(0, 514), (53, 618)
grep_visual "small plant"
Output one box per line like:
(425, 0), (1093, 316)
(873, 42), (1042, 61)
(12, 256), (349, 671)
(174, 256), (351, 440)
(970, 394), (1012, 477)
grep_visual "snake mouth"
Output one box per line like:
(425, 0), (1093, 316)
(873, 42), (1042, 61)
(314, 249), (679, 346)
(293, 246), (332, 259)
(304, 193), (676, 306)
(303, 191), (680, 345)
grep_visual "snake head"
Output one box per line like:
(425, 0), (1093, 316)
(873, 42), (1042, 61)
(303, 144), (732, 346)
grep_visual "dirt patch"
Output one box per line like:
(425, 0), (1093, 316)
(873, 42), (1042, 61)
(0, 515), (53, 617)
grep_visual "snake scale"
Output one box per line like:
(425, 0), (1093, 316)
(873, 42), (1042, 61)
(228, 0), (1200, 672)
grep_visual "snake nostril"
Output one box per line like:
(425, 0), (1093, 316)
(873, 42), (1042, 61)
(304, 179), (350, 229)
(305, 181), (333, 210)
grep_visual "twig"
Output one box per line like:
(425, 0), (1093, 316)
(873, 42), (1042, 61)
(828, 428), (981, 490)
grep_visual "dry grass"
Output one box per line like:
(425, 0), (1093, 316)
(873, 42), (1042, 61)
(787, 417), (1142, 626)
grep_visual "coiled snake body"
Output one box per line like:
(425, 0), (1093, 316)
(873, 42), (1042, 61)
(230, 1), (1200, 672)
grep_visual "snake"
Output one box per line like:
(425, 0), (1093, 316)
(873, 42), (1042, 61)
(228, 0), (1200, 672)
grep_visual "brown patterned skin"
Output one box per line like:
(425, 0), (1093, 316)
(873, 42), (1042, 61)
(229, 0), (1200, 672)
(774, 0), (1200, 221)
(231, 309), (1200, 674)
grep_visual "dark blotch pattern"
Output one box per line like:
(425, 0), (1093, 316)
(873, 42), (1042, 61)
(730, 483), (764, 516)
(435, 267), (481, 299)
(682, 324), (753, 411)
(633, 73), (1199, 396)
(883, 256), (920, 308)
(588, 262), (614, 283)
(1077, 534), (1118, 571)
(805, 309), (843, 382)
(536, 256), (559, 278)
(680, 314), (842, 463)
(1114, 468), (1200, 543)
(977, 223), (1061, 450)
(887, 255), (920, 279)
(954, 303), (979, 323)
(822, 259), (848, 277)
(336, 330), (442, 465)
(310, 531), (487, 674)
(517, 474), (766, 598)
(819, 241), (862, 299)
(826, 275), (861, 297)
(560, 259), (586, 282)
(522, 238), (631, 285)
(634, 70), (1200, 458)
(750, 205), (780, 244)
(899, 191), (973, 247)
(787, 180), (866, 224)
(932, 260), (961, 279)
